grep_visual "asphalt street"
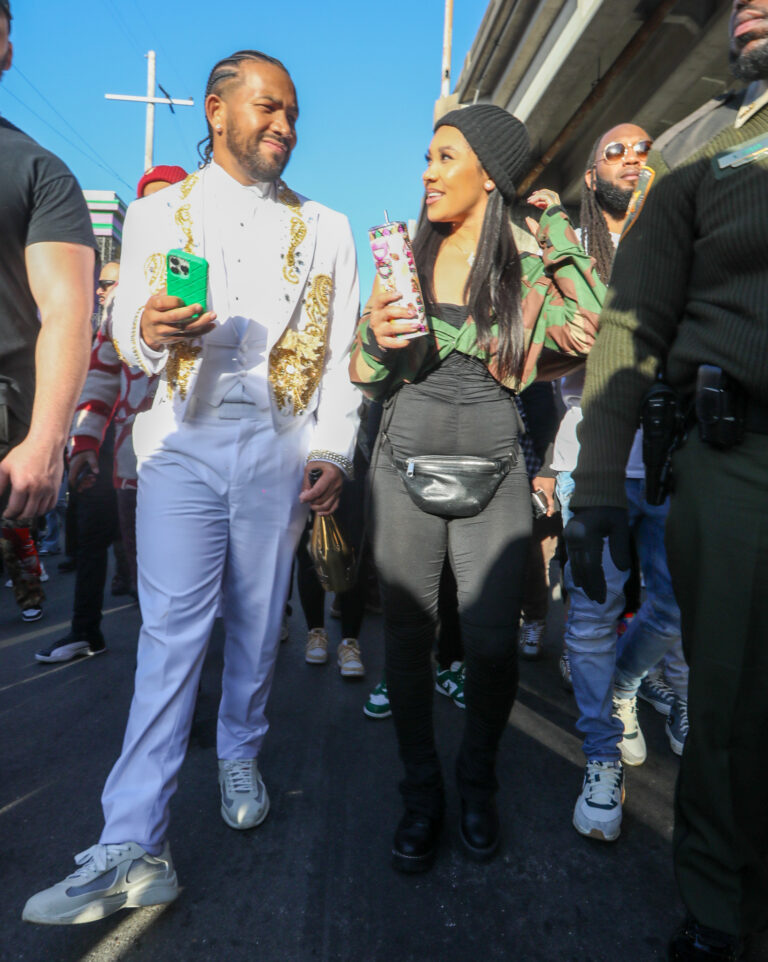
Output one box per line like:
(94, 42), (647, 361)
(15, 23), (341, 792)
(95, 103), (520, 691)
(2, 555), (766, 962)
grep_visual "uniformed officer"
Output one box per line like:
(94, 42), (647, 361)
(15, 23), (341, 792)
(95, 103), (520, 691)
(565, 1), (768, 958)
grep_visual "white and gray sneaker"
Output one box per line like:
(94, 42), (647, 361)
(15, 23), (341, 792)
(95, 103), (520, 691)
(666, 696), (689, 756)
(573, 760), (625, 842)
(518, 619), (546, 660)
(218, 759), (270, 830)
(305, 627), (328, 664)
(613, 693), (647, 766)
(22, 842), (178, 925)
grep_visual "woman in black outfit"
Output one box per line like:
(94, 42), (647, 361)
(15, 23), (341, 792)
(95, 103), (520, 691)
(349, 105), (605, 872)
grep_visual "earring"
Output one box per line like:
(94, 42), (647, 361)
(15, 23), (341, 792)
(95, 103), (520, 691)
(485, 180), (494, 190)
(216, 125), (223, 132)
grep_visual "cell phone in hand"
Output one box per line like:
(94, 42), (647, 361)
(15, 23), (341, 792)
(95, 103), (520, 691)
(166, 249), (209, 321)
(531, 488), (549, 519)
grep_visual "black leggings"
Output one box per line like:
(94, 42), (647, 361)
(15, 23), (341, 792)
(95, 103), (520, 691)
(372, 379), (531, 816)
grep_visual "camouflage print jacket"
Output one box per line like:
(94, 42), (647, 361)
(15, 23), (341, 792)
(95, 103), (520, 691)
(349, 205), (605, 400)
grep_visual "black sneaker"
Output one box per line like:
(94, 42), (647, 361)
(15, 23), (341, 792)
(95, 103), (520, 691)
(35, 632), (106, 664)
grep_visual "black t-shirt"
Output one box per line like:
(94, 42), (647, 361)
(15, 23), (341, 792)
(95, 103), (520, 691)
(0, 117), (96, 426)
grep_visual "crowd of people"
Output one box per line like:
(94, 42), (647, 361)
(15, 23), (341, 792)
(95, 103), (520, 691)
(3, 1), (768, 959)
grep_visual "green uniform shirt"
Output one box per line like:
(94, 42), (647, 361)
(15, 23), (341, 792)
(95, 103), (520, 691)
(349, 205), (605, 401)
(573, 90), (768, 508)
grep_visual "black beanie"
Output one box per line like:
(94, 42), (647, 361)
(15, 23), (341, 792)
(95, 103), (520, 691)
(435, 104), (530, 204)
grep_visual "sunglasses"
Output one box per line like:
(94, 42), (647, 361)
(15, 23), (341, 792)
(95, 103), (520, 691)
(601, 139), (653, 164)
(97, 279), (117, 290)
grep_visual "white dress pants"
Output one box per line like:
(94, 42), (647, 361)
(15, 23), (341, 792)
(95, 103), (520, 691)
(100, 412), (310, 851)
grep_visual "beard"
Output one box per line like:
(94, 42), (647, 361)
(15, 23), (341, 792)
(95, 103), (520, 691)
(594, 174), (633, 218)
(225, 127), (292, 183)
(730, 35), (768, 80)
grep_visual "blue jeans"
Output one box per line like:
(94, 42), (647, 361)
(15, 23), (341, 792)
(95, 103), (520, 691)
(558, 473), (682, 761)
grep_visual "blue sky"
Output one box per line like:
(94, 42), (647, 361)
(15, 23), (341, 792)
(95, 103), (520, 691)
(1, 0), (485, 299)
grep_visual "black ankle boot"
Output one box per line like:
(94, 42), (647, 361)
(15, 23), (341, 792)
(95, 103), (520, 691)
(669, 916), (748, 960)
(392, 810), (442, 873)
(459, 798), (500, 861)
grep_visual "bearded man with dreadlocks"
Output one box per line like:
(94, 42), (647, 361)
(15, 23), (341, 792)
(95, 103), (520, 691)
(549, 124), (688, 845)
(23, 50), (360, 925)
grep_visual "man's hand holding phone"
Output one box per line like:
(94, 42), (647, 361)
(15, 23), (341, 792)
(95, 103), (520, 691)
(140, 294), (217, 352)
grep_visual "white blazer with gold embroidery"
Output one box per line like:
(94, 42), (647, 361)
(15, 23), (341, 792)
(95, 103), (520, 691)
(111, 165), (360, 473)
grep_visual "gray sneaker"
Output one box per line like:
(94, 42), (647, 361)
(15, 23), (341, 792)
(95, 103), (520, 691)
(573, 760), (625, 842)
(22, 842), (177, 925)
(218, 759), (270, 829)
(666, 696), (689, 756)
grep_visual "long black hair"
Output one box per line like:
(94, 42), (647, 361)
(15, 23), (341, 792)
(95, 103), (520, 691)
(578, 136), (615, 285)
(197, 50), (289, 166)
(412, 189), (523, 382)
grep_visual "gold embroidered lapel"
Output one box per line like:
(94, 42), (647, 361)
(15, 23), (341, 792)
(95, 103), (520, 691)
(166, 170), (203, 399)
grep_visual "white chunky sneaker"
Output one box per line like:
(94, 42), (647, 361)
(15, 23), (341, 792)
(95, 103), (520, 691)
(22, 842), (177, 925)
(337, 638), (365, 678)
(573, 760), (625, 842)
(218, 759), (270, 830)
(613, 693), (647, 766)
(305, 627), (328, 664)
(518, 619), (546, 660)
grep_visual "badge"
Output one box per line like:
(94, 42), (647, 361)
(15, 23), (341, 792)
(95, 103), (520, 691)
(713, 132), (768, 178)
(620, 166), (655, 241)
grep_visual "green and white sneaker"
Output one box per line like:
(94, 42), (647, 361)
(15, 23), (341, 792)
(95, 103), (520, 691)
(363, 678), (391, 719)
(435, 660), (466, 709)
(612, 693), (647, 766)
(22, 842), (178, 925)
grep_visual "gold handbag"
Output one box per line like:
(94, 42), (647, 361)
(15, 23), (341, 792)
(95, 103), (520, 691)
(309, 513), (356, 593)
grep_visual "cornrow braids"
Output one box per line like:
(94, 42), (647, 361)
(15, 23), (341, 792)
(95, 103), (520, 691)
(197, 50), (290, 166)
(578, 135), (616, 286)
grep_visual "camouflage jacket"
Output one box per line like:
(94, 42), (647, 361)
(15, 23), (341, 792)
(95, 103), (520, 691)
(349, 205), (605, 400)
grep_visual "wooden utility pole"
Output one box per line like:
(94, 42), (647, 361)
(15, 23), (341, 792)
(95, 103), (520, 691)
(105, 51), (194, 173)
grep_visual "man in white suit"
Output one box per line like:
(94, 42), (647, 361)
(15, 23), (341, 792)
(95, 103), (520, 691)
(23, 50), (360, 925)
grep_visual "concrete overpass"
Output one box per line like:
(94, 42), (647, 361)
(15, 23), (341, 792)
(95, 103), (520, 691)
(443, 0), (734, 205)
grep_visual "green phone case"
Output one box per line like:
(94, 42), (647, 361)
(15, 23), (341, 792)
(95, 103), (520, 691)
(166, 249), (209, 320)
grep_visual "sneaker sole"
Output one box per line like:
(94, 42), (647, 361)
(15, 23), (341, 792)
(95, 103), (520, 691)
(22, 610), (43, 623)
(572, 818), (621, 842)
(363, 706), (392, 719)
(22, 876), (179, 925)
(667, 733), (685, 756)
(572, 786), (626, 842)
(305, 652), (328, 664)
(35, 642), (92, 663)
(339, 666), (365, 678)
(220, 795), (270, 830)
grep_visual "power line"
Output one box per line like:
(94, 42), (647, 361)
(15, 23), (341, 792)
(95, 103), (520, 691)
(12, 65), (128, 182)
(0, 85), (134, 193)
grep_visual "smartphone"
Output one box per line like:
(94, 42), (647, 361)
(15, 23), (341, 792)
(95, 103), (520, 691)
(531, 488), (549, 519)
(166, 249), (209, 321)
